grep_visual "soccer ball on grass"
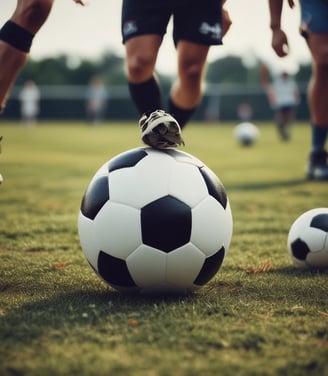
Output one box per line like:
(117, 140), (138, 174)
(78, 147), (233, 294)
(234, 122), (259, 146)
(287, 208), (328, 269)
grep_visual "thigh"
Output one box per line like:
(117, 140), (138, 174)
(173, 0), (222, 46)
(176, 40), (209, 67)
(125, 34), (162, 63)
(13, 0), (54, 33)
(122, 0), (171, 44)
(306, 33), (328, 64)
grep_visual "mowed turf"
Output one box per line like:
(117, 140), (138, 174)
(0, 121), (327, 376)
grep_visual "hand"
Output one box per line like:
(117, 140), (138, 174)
(287, 0), (295, 8)
(271, 28), (289, 57)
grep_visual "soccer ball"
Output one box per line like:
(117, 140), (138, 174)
(287, 208), (328, 269)
(78, 147), (233, 294)
(234, 122), (259, 146)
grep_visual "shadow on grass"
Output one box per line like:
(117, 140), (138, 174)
(0, 286), (195, 344)
(1, 266), (327, 345)
(226, 178), (307, 192)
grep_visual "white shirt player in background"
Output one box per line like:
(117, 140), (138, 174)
(19, 80), (40, 126)
(86, 77), (107, 124)
(261, 64), (300, 141)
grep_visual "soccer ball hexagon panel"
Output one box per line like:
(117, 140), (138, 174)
(78, 147), (233, 294)
(287, 208), (328, 269)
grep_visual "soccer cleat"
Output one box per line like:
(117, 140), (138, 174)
(305, 149), (328, 180)
(139, 110), (184, 149)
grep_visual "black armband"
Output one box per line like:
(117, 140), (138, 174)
(0, 21), (34, 52)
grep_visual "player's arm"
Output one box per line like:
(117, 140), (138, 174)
(268, 0), (289, 57)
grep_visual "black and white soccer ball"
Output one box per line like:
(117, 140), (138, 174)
(78, 147), (233, 294)
(234, 122), (259, 146)
(287, 208), (328, 269)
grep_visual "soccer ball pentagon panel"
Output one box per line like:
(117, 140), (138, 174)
(78, 147), (233, 294)
(287, 208), (328, 269)
(234, 122), (259, 146)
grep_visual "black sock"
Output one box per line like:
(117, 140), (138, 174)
(128, 76), (162, 115)
(311, 125), (328, 152)
(168, 98), (196, 129)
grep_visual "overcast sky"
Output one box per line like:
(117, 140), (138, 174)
(0, 0), (311, 74)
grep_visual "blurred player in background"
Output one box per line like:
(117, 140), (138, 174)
(19, 79), (40, 126)
(122, 0), (231, 148)
(237, 102), (253, 123)
(86, 77), (108, 124)
(261, 64), (300, 141)
(268, 0), (328, 180)
(0, 0), (85, 183)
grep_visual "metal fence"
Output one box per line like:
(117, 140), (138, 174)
(2, 83), (310, 122)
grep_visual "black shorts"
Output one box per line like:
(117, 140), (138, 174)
(121, 0), (223, 46)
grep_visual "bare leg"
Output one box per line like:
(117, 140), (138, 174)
(0, 0), (54, 111)
(124, 35), (163, 114)
(275, 108), (295, 141)
(0, 42), (27, 111)
(169, 41), (209, 127)
(304, 32), (328, 179)
(171, 41), (209, 110)
(306, 33), (328, 126)
(125, 35), (161, 84)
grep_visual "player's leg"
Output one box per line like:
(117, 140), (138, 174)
(284, 107), (296, 140)
(275, 109), (286, 140)
(168, 0), (223, 128)
(307, 32), (328, 127)
(0, 0), (54, 112)
(125, 37), (184, 148)
(169, 41), (210, 129)
(122, 0), (184, 148)
(304, 32), (328, 179)
(122, 0), (171, 115)
(0, 0), (54, 185)
(300, 0), (328, 179)
(124, 35), (163, 114)
(276, 107), (294, 141)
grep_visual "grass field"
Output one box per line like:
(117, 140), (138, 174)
(0, 120), (327, 376)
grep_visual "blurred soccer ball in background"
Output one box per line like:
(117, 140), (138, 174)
(234, 122), (259, 146)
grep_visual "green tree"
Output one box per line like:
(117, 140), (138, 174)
(206, 56), (248, 84)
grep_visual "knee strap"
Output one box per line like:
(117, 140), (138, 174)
(0, 21), (34, 53)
